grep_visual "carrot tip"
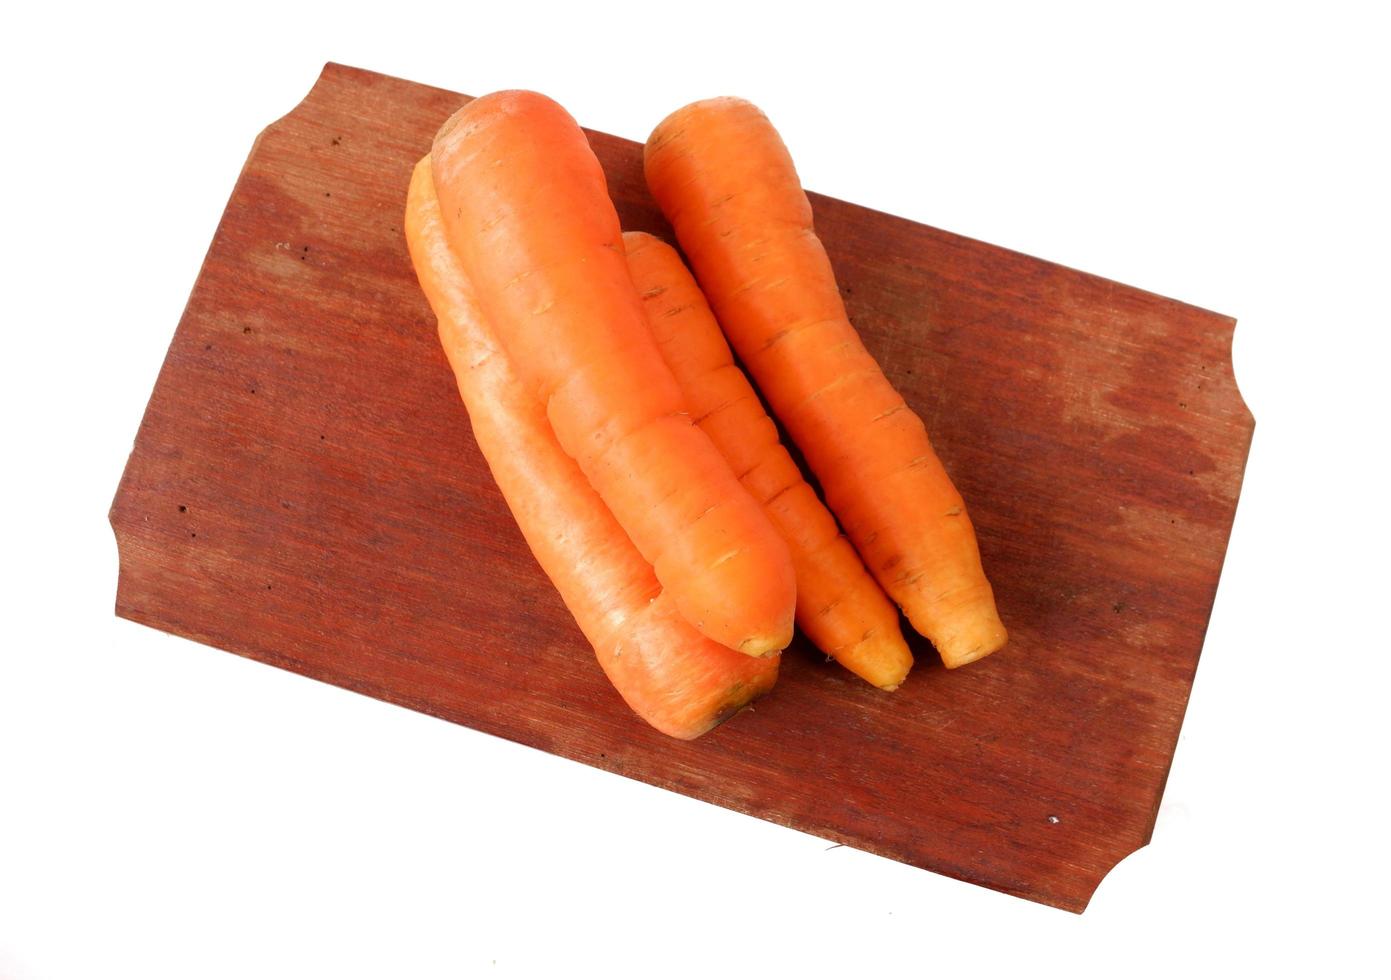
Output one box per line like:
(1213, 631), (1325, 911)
(938, 623), (1009, 669)
(830, 630), (913, 690)
(737, 630), (792, 657)
(677, 664), (781, 739)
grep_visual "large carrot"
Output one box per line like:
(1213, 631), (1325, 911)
(432, 91), (794, 657)
(622, 231), (913, 690)
(405, 157), (778, 739)
(645, 98), (1007, 668)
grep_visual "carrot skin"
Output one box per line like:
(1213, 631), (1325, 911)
(432, 92), (795, 657)
(405, 157), (777, 739)
(624, 231), (913, 690)
(644, 98), (1007, 668)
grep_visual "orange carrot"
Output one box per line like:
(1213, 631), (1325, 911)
(405, 157), (777, 739)
(645, 98), (1007, 668)
(622, 231), (913, 690)
(431, 91), (794, 657)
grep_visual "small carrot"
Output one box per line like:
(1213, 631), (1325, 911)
(405, 156), (778, 739)
(623, 231), (913, 690)
(645, 98), (1007, 668)
(432, 91), (795, 657)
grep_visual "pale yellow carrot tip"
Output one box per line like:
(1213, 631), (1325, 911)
(738, 633), (790, 658)
(837, 630), (913, 691)
(937, 616), (1010, 670)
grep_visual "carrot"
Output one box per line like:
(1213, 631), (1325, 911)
(405, 156), (778, 739)
(644, 98), (1007, 668)
(431, 91), (795, 657)
(622, 231), (913, 690)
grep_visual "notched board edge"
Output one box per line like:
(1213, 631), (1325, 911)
(1222, 315), (1255, 434)
(109, 63), (348, 617)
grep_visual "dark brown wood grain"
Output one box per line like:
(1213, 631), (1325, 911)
(109, 63), (1253, 912)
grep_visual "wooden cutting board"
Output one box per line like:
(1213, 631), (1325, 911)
(110, 63), (1253, 912)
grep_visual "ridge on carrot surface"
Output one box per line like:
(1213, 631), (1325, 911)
(431, 91), (795, 658)
(405, 156), (778, 739)
(644, 97), (1007, 668)
(623, 231), (913, 691)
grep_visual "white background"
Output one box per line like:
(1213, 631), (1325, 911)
(3, 2), (1388, 977)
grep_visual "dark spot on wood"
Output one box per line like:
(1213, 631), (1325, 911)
(243, 326), (252, 334)
(324, 192), (332, 197)
(178, 505), (187, 513)
(1113, 602), (1126, 613)
(331, 136), (341, 146)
